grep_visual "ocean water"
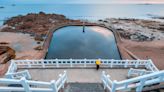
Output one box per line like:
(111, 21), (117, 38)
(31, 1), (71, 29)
(0, 4), (164, 25)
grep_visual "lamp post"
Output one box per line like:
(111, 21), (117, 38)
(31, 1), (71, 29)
(82, 19), (85, 33)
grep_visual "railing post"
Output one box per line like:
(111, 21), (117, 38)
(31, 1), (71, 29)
(159, 74), (163, 82)
(102, 71), (106, 89)
(27, 59), (31, 68)
(148, 59), (159, 72)
(140, 70), (145, 76)
(41, 59), (45, 68)
(64, 71), (68, 83)
(84, 58), (86, 67)
(21, 77), (31, 92)
(111, 80), (117, 92)
(59, 74), (65, 88)
(136, 79), (146, 92)
(110, 59), (113, 68)
(135, 59), (139, 68)
(128, 68), (132, 77)
(25, 70), (32, 80)
(125, 82), (129, 89)
(70, 58), (73, 67)
(12, 61), (18, 71)
(5, 74), (13, 79)
(56, 58), (59, 67)
(124, 59), (128, 68)
(51, 80), (58, 92)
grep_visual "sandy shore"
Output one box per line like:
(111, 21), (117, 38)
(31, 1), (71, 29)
(121, 39), (164, 70)
(0, 32), (43, 59)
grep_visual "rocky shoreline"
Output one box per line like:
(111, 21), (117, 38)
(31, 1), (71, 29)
(1, 12), (81, 39)
(98, 18), (164, 42)
(98, 18), (164, 69)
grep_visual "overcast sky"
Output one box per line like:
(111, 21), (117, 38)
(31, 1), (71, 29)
(0, 0), (164, 4)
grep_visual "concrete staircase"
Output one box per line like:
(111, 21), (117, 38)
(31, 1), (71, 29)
(63, 83), (105, 92)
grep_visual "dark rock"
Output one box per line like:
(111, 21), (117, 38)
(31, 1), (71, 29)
(34, 35), (44, 41)
(34, 46), (43, 50)
(2, 12), (79, 36)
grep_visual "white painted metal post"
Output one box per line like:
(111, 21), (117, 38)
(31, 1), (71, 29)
(128, 68), (132, 77)
(111, 80), (117, 92)
(56, 59), (59, 67)
(13, 61), (18, 71)
(136, 79), (146, 92)
(41, 59), (45, 68)
(124, 59), (128, 68)
(135, 59), (139, 68)
(110, 59), (113, 68)
(51, 80), (58, 92)
(64, 71), (68, 83)
(70, 58), (73, 67)
(159, 74), (163, 82)
(102, 71), (106, 89)
(106, 74), (111, 91)
(84, 58), (86, 67)
(59, 74), (64, 88)
(25, 70), (31, 80)
(5, 74), (13, 79)
(21, 77), (31, 92)
(26, 59), (31, 68)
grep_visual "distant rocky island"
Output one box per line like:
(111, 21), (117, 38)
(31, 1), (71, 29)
(147, 14), (164, 19)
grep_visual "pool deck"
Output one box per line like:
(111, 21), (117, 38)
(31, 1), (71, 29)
(19, 69), (129, 83)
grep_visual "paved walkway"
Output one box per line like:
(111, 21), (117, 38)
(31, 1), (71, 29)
(20, 69), (129, 83)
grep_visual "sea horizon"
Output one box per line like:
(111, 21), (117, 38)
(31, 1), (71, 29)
(0, 4), (164, 25)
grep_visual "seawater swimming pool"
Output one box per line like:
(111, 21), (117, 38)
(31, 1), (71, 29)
(46, 26), (121, 59)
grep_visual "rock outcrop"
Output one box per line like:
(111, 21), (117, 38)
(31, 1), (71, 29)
(0, 46), (15, 64)
(1, 12), (80, 37)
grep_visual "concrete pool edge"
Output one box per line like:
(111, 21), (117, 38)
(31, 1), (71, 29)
(41, 22), (123, 59)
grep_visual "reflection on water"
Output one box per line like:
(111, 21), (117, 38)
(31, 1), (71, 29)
(46, 26), (121, 59)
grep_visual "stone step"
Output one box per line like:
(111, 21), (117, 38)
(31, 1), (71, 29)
(63, 83), (105, 92)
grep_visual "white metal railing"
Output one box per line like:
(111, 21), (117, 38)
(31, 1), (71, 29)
(5, 61), (31, 80)
(0, 71), (67, 92)
(101, 71), (114, 92)
(5, 70), (31, 79)
(101, 70), (164, 92)
(12, 59), (151, 69)
(4, 59), (161, 92)
(127, 68), (153, 78)
(127, 59), (159, 78)
(146, 59), (159, 72)
(6, 61), (17, 74)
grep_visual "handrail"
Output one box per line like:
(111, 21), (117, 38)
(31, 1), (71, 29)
(1, 71), (67, 92)
(6, 61), (17, 74)
(128, 68), (153, 77)
(5, 70), (31, 79)
(101, 71), (113, 91)
(146, 59), (159, 72)
(101, 71), (164, 92)
(12, 59), (151, 69)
